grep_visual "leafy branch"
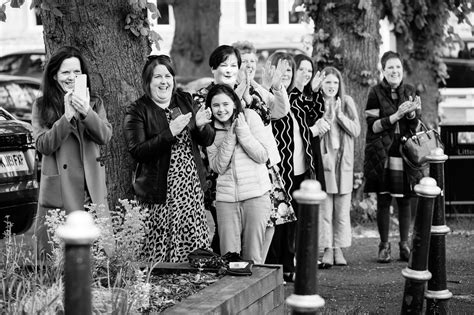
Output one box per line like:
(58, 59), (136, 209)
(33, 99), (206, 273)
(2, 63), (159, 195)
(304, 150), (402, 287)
(0, 0), (163, 50)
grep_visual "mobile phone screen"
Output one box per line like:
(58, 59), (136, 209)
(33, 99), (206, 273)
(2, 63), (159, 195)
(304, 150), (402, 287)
(74, 74), (87, 99)
(171, 107), (182, 119)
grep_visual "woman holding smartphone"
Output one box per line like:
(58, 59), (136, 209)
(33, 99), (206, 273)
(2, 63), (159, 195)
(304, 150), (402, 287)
(32, 46), (113, 258)
(124, 55), (215, 263)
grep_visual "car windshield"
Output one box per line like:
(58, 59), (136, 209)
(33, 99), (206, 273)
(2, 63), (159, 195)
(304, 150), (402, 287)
(0, 82), (41, 112)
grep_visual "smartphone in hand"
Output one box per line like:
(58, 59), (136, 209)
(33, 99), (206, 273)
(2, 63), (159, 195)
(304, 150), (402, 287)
(74, 74), (87, 100)
(171, 107), (182, 120)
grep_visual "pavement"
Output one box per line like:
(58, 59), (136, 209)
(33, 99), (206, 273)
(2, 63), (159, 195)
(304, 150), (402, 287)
(282, 221), (474, 314)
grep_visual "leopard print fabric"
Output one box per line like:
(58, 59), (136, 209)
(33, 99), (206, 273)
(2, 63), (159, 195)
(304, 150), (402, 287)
(141, 110), (210, 263)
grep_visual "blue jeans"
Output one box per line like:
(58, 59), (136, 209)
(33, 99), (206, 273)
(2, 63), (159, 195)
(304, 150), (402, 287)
(216, 193), (271, 264)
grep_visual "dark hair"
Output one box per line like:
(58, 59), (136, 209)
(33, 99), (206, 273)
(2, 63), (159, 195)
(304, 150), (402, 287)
(209, 45), (242, 70)
(381, 51), (402, 70)
(232, 41), (256, 55)
(142, 55), (176, 99)
(267, 51), (296, 92)
(205, 83), (243, 123)
(39, 46), (91, 127)
(321, 66), (346, 102)
(293, 54), (315, 95)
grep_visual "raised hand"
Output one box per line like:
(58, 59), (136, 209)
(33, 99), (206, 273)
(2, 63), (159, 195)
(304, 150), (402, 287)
(261, 60), (275, 90)
(64, 91), (77, 121)
(311, 71), (325, 92)
(272, 59), (287, 90)
(71, 88), (91, 117)
(242, 70), (252, 106)
(169, 112), (192, 136)
(195, 105), (212, 129)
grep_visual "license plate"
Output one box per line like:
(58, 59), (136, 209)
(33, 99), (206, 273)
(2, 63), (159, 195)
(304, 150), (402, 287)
(0, 151), (29, 174)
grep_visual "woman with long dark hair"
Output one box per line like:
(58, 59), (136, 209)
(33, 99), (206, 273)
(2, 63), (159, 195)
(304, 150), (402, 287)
(32, 46), (113, 257)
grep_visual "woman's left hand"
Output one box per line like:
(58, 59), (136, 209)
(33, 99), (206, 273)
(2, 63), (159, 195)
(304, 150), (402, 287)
(71, 88), (91, 117)
(195, 105), (212, 129)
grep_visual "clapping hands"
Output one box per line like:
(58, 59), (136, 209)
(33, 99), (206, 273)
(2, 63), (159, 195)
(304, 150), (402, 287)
(397, 95), (421, 119)
(169, 112), (192, 136)
(195, 105), (212, 129)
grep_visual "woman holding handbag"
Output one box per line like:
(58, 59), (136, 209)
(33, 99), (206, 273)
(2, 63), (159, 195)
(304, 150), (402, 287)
(363, 51), (421, 263)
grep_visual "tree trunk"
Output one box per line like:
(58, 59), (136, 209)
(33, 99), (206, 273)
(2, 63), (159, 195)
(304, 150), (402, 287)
(40, 0), (151, 208)
(307, 0), (383, 172)
(394, 0), (450, 129)
(170, 0), (220, 78)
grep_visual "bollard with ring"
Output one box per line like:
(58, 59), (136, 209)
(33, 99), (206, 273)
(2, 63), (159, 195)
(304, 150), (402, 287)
(286, 179), (326, 314)
(425, 148), (453, 314)
(57, 210), (100, 315)
(400, 177), (441, 314)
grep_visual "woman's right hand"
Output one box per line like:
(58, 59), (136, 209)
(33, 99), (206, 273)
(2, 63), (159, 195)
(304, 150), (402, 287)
(169, 112), (192, 136)
(311, 71), (324, 92)
(64, 91), (76, 121)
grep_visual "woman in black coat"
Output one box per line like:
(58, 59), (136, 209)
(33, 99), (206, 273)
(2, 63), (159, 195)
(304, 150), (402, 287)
(123, 55), (215, 263)
(363, 51), (421, 263)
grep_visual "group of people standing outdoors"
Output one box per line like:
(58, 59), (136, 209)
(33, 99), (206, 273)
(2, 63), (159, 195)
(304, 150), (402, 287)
(32, 43), (421, 282)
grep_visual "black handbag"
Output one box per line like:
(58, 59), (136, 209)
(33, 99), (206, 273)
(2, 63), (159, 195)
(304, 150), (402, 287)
(400, 121), (444, 169)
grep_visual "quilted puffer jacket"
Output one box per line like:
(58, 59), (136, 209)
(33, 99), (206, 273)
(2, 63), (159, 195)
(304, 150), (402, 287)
(207, 109), (272, 202)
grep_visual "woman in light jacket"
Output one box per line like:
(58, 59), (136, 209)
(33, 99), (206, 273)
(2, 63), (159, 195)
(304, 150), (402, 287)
(206, 84), (274, 264)
(318, 66), (361, 268)
(32, 46), (113, 257)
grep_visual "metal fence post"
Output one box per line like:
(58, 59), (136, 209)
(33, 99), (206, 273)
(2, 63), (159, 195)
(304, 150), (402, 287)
(425, 148), (452, 314)
(401, 177), (440, 314)
(286, 179), (326, 314)
(57, 210), (100, 315)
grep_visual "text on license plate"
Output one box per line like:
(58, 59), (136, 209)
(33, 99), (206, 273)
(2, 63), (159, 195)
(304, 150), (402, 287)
(0, 151), (28, 174)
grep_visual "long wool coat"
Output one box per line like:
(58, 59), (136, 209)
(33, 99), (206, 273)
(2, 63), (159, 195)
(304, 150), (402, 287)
(32, 96), (112, 254)
(320, 95), (361, 194)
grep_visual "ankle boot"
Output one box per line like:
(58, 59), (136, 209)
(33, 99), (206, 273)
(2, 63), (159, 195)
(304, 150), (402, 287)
(399, 241), (410, 262)
(377, 242), (391, 263)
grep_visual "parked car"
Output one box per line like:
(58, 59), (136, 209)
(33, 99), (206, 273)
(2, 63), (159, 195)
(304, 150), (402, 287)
(0, 48), (46, 79)
(0, 107), (38, 237)
(0, 74), (42, 123)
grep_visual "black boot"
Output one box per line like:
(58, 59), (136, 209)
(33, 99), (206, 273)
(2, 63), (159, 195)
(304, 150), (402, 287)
(377, 242), (391, 263)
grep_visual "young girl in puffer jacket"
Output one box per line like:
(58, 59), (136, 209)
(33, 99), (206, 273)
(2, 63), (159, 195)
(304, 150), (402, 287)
(206, 84), (276, 264)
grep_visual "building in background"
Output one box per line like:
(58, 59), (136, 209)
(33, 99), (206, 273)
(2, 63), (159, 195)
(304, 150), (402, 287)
(0, 0), (313, 56)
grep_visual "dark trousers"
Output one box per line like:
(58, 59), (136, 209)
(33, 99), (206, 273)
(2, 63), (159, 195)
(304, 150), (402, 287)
(265, 172), (307, 272)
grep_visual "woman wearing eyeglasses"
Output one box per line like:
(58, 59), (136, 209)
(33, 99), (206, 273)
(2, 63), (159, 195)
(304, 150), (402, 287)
(123, 55), (215, 263)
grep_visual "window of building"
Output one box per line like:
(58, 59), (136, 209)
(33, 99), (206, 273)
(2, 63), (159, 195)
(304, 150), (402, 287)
(246, 0), (256, 24)
(35, 8), (42, 25)
(289, 0), (305, 24)
(157, 3), (170, 24)
(266, 0), (279, 24)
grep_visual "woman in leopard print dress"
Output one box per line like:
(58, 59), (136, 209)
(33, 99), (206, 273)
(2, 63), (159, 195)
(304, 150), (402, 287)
(124, 55), (215, 263)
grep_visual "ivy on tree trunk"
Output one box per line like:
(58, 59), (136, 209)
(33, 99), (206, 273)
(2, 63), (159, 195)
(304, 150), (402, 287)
(306, 0), (383, 172)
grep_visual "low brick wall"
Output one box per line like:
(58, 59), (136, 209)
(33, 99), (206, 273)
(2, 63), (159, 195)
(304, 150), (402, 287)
(164, 264), (284, 314)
